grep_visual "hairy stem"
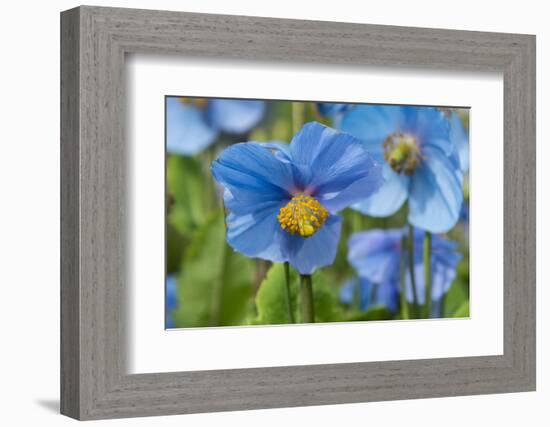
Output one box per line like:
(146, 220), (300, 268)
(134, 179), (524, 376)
(400, 235), (410, 320)
(408, 224), (419, 318)
(284, 262), (295, 323)
(300, 274), (315, 323)
(424, 231), (432, 318)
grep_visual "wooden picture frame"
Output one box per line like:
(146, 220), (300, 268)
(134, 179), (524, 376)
(60, 5), (536, 420)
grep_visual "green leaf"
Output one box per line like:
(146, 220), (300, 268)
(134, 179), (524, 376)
(443, 277), (469, 318)
(172, 212), (254, 327)
(346, 305), (392, 322)
(252, 264), (344, 325)
(451, 301), (470, 318)
(167, 155), (207, 235)
(166, 222), (186, 274)
(251, 264), (298, 325)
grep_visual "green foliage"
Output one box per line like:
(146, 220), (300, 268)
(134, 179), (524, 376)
(345, 305), (392, 322)
(172, 212), (254, 327)
(166, 222), (186, 274)
(452, 301), (470, 318)
(251, 264), (344, 325)
(443, 272), (470, 318)
(167, 155), (208, 235)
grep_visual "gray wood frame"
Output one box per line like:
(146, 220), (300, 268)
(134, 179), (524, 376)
(60, 5), (536, 420)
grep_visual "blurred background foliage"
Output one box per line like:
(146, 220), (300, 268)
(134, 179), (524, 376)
(166, 97), (469, 328)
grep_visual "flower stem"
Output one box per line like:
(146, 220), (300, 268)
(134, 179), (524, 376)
(407, 224), (419, 318)
(423, 231), (432, 318)
(210, 242), (226, 326)
(299, 274), (315, 323)
(399, 235), (410, 320)
(284, 262), (295, 323)
(292, 102), (305, 135)
(352, 211), (362, 233)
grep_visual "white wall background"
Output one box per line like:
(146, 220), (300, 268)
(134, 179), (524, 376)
(0, 0), (546, 425)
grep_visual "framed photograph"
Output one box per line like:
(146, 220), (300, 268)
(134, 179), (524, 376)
(61, 6), (536, 420)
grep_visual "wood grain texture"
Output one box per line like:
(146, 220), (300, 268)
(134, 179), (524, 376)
(60, 7), (81, 419)
(60, 5), (536, 420)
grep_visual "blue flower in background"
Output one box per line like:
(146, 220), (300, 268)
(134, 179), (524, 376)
(317, 103), (355, 128)
(166, 97), (266, 156)
(317, 103), (354, 117)
(403, 229), (462, 305)
(165, 274), (178, 328)
(340, 278), (371, 309)
(348, 228), (461, 308)
(339, 106), (464, 233)
(211, 122), (383, 274)
(449, 111), (469, 173)
(340, 277), (399, 313)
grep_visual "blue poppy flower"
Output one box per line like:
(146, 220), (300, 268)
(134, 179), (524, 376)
(340, 277), (399, 313)
(166, 97), (266, 156)
(165, 274), (178, 328)
(339, 105), (464, 233)
(317, 103), (354, 117)
(211, 122), (384, 274)
(348, 228), (461, 307)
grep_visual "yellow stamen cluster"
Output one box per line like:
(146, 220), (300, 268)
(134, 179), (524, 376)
(277, 195), (329, 238)
(383, 132), (421, 175)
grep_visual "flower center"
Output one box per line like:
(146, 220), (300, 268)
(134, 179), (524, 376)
(277, 195), (329, 238)
(383, 132), (421, 175)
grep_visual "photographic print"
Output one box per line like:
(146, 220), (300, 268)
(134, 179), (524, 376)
(165, 97), (470, 328)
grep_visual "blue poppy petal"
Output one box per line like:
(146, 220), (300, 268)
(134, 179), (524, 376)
(339, 105), (406, 162)
(166, 316), (175, 329)
(340, 278), (375, 311)
(431, 297), (444, 318)
(375, 282), (400, 313)
(339, 279), (356, 305)
(459, 201), (470, 223)
(282, 215), (342, 275)
(289, 122), (335, 169)
(408, 146), (464, 233)
(405, 263), (425, 304)
(223, 187), (284, 216)
(405, 234), (461, 304)
(211, 143), (296, 208)
(166, 98), (218, 156)
(207, 99), (266, 134)
(288, 122), (383, 209)
(254, 141), (292, 162)
(352, 163), (409, 217)
(431, 261), (460, 301)
(286, 122), (337, 189)
(405, 258), (459, 305)
(359, 278), (374, 311)
(166, 274), (178, 328)
(348, 229), (403, 284)
(226, 208), (287, 263)
(449, 112), (469, 173)
(402, 107), (452, 156)
(317, 103), (353, 117)
(166, 275), (178, 311)
(318, 161), (384, 213)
